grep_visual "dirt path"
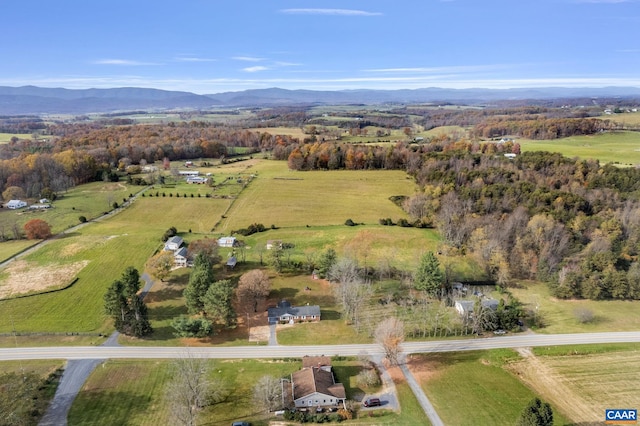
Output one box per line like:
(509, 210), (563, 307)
(511, 348), (598, 424)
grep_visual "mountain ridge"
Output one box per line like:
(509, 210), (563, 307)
(1, 85), (640, 115)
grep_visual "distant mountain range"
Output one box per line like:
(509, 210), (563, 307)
(1, 85), (640, 115)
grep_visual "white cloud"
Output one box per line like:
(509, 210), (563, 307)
(232, 56), (264, 62)
(242, 66), (269, 72)
(93, 59), (159, 66)
(280, 8), (382, 16)
(175, 56), (216, 62)
(365, 64), (513, 74)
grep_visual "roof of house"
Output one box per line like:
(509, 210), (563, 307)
(174, 247), (188, 257)
(455, 299), (499, 313)
(166, 235), (183, 245)
(268, 304), (321, 319)
(302, 356), (332, 369)
(292, 367), (346, 401)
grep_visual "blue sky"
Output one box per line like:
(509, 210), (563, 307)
(2, 0), (639, 94)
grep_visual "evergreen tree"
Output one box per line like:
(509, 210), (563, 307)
(184, 253), (214, 314)
(317, 248), (337, 278)
(414, 252), (444, 298)
(202, 280), (236, 328)
(104, 266), (152, 337)
(516, 398), (554, 426)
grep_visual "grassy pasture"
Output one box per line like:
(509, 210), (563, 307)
(600, 112), (640, 126)
(519, 130), (640, 165)
(0, 181), (135, 242)
(68, 358), (300, 426)
(509, 345), (640, 424)
(217, 160), (416, 232)
(414, 350), (571, 426)
(509, 281), (640, 334)
(0, 132), (31, 143)
(0, 186), (232, 335)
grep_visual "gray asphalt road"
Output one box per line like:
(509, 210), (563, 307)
(4, 331), (640, 361)
(38, 359), (104, 426)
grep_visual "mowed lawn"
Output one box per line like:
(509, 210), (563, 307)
(69, 358), (302, 426)
(414, 350), (571, 426)
(509, 281), (640, 334)
(217, 160), (416, 232)
(520, 130), (640, 165)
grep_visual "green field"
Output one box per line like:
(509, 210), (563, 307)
(217, 160), (416, 231)
(0, 181), (136, 240)
(67, 358), (303, 426)
(509, 281), (640, 334)
(0, 132), (32, 143)
(520, 130), (640, 165)
(511, 344), (640, 424)
(416, 350), (571, 426)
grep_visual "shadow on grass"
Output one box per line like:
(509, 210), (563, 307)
(320, 310), (341, 320)
(145, 285), (184, 303)
(71, 391), (153, 426)
(270, 287), (299, 301)
(148, 304), (187, 322)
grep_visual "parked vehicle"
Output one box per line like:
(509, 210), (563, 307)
(363, 397), (382, 407)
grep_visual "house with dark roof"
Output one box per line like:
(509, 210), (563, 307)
(291, 364), (346, 410)
(268, 300), (321, 324)
(174, 247), (189, 267)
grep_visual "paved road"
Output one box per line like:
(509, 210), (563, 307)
(38, 273), (152, 425)
(3, 331), (640, 361)
(38, 359), (103, 426)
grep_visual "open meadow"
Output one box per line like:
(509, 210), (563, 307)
(509, 281), (640, 334)
(412, 349), (572, 426)
(519, 130), (640, 165)
(217, 159), (417, 231)
(510, 344), (640, 425)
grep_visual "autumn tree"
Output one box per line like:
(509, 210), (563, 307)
(374, 316), (405, 366)
(2, 186), (25, 201)
(237, 269), (271, 313)
(23, 219), (52, 240)
(414, 252), (444, 298)
(148, 251), (175, 282)
(187, 238), (221, 264)
(104, 267), (152, 337)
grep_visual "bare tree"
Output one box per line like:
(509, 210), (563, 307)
(374, 316), (405, 366)
(166, 353), (227, 426)
(237, 269), (271, 313)
(252, 375), (283, 413)
(329, 258), (372, 331)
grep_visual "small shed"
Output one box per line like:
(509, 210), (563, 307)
(218, 237), (237, 248)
